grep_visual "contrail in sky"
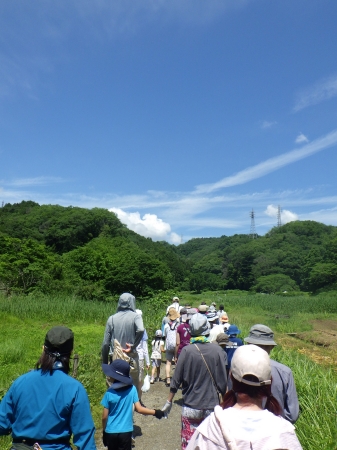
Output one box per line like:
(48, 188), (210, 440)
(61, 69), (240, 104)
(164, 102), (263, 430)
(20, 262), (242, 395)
(195, 129), (337, 194)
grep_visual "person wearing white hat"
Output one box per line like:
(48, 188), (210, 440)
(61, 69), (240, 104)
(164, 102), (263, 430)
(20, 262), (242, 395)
(166, 296), (183, 314)
(186, 345), (303, 450)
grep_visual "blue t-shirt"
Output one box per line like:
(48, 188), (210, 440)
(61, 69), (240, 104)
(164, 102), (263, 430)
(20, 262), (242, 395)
(225, 337), (243, 368)
(0, 369), (95, 450)
(101, 385), (139, 433)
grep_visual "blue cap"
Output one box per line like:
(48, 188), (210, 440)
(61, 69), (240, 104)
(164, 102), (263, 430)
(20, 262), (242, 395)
(226, 324), (241, 336)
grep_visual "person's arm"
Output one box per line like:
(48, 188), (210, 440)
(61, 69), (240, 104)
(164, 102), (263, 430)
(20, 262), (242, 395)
(70, 385), (96, 450)
(102, 408), (108, 431)
(134, 402), (165, 419)
(132, 315), (145, 351)
(284, 371), (300, 423)
(215, 350), (228, 395)
(175, 331), (181, 360)
(0, 385), (14, 435)
(102, 316), (113, 364)
(143, 340), (150, 368)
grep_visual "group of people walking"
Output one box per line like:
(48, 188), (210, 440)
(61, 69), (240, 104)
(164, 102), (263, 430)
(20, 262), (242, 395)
(0, 293), (302, 450)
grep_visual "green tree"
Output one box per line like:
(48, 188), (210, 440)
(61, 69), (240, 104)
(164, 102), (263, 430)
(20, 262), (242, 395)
(0, 233), (62, 295)
(308, 263), (337, 292)
(251, 274), (299, 293)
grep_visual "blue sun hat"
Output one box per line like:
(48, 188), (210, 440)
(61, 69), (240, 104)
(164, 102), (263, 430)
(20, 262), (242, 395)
(102, 359), (133, 385)
(226, 324), (241, 336)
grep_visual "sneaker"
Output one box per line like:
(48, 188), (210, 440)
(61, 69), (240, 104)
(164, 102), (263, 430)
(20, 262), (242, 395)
(150, 377), (154, 384)
(155, 377), (160, 382)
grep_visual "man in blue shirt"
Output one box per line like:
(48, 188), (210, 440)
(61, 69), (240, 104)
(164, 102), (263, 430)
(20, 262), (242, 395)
(0, 326), (96, 450)
(244, 323), (300, 424)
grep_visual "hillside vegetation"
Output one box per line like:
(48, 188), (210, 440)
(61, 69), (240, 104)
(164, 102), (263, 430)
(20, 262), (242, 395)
(1, 201), (337, 297)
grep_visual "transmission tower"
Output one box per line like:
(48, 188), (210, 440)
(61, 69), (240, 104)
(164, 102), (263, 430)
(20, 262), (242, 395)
(277, 205), (282, 227)
(250, 209), (257, 239)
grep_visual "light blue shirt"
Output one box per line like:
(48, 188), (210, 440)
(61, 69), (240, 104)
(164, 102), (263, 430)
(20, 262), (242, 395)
(0, 369), (96, 450)
(101, 385), (139, 433)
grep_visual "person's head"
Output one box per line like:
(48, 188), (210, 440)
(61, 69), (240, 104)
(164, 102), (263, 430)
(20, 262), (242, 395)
(244, 324), (277, 355)
(155, 330), (163, 339)
(117, 293), (136, 312)
(198, 304), (208, 314)
(172, 296), (180, 303)
(219, 312), (229, 323)
(219, 304), (224, 310)
(168, 307), (180, 322)
(102, 359), (133, 385)
(226, 324), (241, 337)
(222, 344), (282, 416)
(36, 326), (74, 375)
(189, 313), (210, 337)
(180, 307), (188, 322)
(215, 333), (229, 347)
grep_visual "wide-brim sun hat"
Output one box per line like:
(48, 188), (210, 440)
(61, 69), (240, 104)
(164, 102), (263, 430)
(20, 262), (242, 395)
(231, 344), (271, 386)
(244, 324), (277, 346)
(172, 296), (180, 301)
(198, 305), (209, 313)
(189, 313), (211, 337)
(220, 313), (229, 322)
(226, 324), (241, 336)
(206, 312), (218, 322)
(168, 308), (180, 321)
(102, 360), (133, 385)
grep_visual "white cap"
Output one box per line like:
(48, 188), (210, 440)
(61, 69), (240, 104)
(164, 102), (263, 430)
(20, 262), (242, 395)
(231, 345), (271, 386)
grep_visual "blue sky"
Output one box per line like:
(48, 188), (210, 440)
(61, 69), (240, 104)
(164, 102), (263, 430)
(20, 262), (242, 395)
(1, 0), (337, 244)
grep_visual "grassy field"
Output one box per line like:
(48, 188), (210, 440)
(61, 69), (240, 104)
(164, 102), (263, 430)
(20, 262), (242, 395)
(0, 290), (337, 449)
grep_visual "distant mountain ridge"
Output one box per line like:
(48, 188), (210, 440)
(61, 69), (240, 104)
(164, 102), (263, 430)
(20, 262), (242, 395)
(1, 201), (336, 297)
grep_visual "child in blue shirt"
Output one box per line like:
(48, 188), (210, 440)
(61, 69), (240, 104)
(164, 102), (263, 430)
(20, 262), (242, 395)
(101, 359), (164, 450)
(225, 324), (243, 370)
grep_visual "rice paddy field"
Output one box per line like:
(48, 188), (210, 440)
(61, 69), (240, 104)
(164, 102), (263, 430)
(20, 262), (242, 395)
(0, 290), (337, 449)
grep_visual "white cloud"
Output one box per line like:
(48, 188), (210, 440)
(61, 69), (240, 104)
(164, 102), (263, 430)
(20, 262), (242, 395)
(109, 207), (181, 244)
(7, 176), (64, 187)
(195, 129), (337, 194)
(293, 74), (337, 112)
(265, 204), (298, 224)
(261, 120), (277, 129)
(295, 133), (309, 144)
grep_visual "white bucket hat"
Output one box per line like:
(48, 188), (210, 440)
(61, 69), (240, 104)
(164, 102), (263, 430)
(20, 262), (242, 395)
(231, 344), (271, 386)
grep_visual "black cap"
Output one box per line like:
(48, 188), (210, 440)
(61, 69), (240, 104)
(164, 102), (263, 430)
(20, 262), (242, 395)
(44, 326), (74, 354)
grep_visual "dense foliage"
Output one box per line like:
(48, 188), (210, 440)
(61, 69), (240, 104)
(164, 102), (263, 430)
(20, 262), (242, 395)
(1, 201), (337, 297)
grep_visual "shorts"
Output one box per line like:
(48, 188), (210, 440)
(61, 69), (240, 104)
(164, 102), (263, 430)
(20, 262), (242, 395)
(138, 359), (145, 381)
(165, 350), (175, 362)
(152, 358), (161, 367)
(128, 356), (140, 387)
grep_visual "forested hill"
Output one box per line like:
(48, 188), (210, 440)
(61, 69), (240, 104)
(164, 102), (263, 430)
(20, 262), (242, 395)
(1, 201), (337, 297)
(176, 221), (337, 294)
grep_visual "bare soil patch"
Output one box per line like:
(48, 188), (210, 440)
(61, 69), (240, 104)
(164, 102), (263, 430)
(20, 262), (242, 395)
(279, 318), (337, 367)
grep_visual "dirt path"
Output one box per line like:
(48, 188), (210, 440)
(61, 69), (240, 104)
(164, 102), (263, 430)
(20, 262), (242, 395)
(96, 363), (183, 450)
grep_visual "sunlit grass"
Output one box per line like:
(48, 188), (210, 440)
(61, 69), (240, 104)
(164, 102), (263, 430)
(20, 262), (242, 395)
(0, 290), (337, 449)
